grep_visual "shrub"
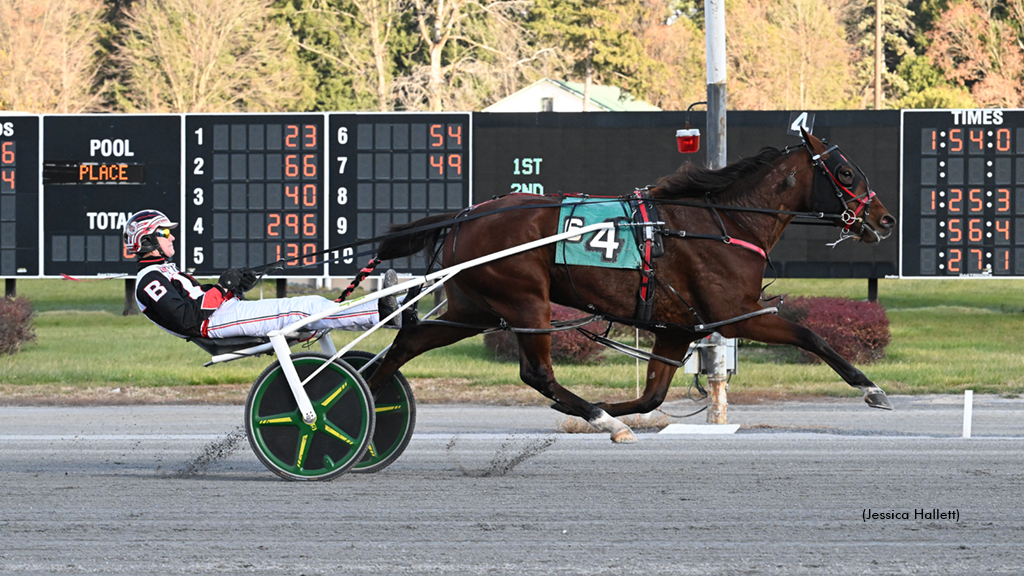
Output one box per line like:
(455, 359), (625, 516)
(483, 304), (605, 364)
(777, 296), (890, 364)
(0, 296), (37, 355)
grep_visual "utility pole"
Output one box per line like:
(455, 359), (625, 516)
(704, 0), (733, 425)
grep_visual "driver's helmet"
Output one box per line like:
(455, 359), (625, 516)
(123, 210), (177, 255)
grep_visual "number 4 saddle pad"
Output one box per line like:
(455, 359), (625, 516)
(555, 196), (642, 269)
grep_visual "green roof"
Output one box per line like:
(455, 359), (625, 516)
(553, 79), (660, 111)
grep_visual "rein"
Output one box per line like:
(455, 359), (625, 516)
(645, 197), (844, 220)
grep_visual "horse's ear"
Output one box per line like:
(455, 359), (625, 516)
(800, 127), (824, 153)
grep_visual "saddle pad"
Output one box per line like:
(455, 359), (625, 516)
(555, 197), (642, 269)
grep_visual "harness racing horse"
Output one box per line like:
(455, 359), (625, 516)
(370, 129), (897, 443)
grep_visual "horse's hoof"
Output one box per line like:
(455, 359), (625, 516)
(610, 428), (638, 444)
(864, 388), (893, 410)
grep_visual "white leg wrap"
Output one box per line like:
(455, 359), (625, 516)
(588, 410), (637, 444)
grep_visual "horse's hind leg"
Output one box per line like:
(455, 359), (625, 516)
(365, 320), (482, 397)
(726, 313), (892, 410)
(516, 333), (637, 443)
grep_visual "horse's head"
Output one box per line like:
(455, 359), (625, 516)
(801, 129), (896, 244)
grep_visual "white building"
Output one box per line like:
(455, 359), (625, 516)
(484, 78), (660, 113)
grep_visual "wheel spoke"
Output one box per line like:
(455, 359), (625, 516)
(295, 433), (311, 469)
(254, 411), (301, 426)
(322, 422), (356, 446)
(318, 382), (350, 408)
(374, 403), (404, 414)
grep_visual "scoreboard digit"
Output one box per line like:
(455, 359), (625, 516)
(184, 115), (326, 276)
(42, 115), (180, 277)
(328, 113), (471, 275)
(901, 110), (1024, 277)
(0, 115), (40, 277)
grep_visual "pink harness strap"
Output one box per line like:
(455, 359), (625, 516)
(726, 237), (767, 259)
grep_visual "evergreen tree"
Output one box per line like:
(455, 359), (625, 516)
(892, 53), (975, 108)
(846, 0), (917, 108)
(529, 0), (658, 109)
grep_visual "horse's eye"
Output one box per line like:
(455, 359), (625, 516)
(838, 167), (855, 185)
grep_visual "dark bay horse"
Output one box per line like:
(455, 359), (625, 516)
(371, 130), (897, 443)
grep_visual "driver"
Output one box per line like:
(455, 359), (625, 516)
(123, 209), (400, 340)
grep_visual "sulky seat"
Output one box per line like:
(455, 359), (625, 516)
(189, 331), (319, 364)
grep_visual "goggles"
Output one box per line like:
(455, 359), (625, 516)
(154, 228), (173, 238)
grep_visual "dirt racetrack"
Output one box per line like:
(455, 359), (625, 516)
(2, 396), (1022, 575)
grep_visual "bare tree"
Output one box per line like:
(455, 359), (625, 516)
(0, 0), (107, 112)
(642, 0), (705, 111)
(926, 0), (1024, 107)
(282, 0), (409, 111)
(354, 0), (406, 110)
(727, 0), (857, 109)
(396, 0), (536, 111)
(114, 0), (313, 112)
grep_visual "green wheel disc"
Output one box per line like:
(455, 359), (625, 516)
(343, 350), (416, 474)
(245, 353), (374, 481)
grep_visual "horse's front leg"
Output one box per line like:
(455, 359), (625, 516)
(724, 313), (892, 410)
(592, 334), (696, 417)
(517, 333), (638, 443)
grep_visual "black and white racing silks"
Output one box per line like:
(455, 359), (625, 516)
(134, 257), (232, 338)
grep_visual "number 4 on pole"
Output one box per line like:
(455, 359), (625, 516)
(787, 112), (815, 137)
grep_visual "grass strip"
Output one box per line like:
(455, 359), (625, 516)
(3, 277), (1023, 401)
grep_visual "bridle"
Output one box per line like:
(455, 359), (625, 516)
(802, 140), (888, 244)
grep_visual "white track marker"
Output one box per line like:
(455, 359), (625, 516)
(962, 390), (973, 439)
(660, 424), (740, 435)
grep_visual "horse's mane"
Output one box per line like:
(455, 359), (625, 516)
(650, 146), (786, 199)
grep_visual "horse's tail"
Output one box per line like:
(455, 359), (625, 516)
(377, 211), (460, 260)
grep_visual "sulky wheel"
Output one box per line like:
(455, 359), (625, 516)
(342, 350), (417, 474)
(245, 352), (375, 481)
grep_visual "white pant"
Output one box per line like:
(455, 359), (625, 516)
(204, 296), (378, 338)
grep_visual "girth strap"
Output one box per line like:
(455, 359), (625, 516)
(631, 190), (664, 323)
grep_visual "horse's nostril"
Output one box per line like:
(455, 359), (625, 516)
(880, 215), (896, 229)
